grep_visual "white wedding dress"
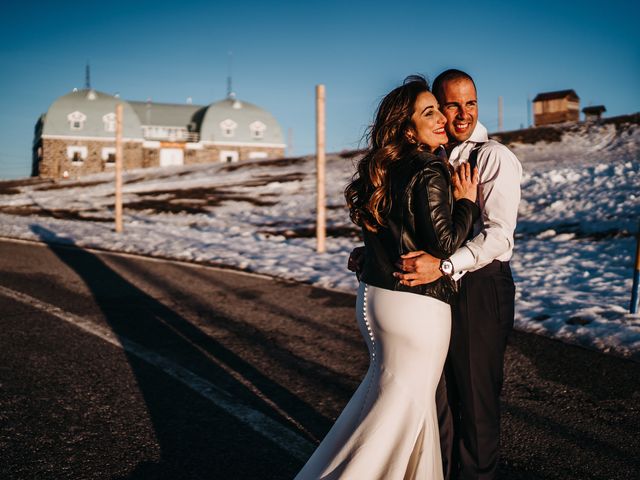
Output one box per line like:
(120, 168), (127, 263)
(295, 282), (451, 480)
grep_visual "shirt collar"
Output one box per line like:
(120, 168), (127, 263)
(448, 121), (488, 165)
(465, 121), (489, 144)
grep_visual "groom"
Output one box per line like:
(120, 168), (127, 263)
(394, 69), (522, 479)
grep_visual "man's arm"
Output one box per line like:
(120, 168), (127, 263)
(394, 250), (442, 286)
(449, 143), (521, 273)
(348, 246), (365, 280)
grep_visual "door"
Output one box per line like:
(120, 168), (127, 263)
(160, 148), (184, 166)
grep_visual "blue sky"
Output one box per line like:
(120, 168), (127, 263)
(1, 0), (638, 179)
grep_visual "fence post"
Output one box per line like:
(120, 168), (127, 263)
(631, 220), (640, 314)
(115, 103), (123, 233)
(316, 84), (326, 253)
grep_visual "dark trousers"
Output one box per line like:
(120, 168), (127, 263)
(438, 260), (515, 480)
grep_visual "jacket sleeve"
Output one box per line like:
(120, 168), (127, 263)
(412, 163), (480, 259)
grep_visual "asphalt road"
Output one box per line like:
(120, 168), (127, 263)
(0, 237), (638, 480)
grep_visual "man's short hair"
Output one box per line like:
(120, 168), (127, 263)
(432, 69), (476, 99)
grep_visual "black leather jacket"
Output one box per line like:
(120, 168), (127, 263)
(359, 151), (480, 305)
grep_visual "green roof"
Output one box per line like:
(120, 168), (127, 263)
(200, 97), (285, 145)
(41, 90), (285, 145)
(42, 89), (142, 139)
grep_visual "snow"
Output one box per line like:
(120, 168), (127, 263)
(1, 120), (639, 360)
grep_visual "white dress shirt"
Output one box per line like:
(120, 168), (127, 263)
(448, 121), (522, 274)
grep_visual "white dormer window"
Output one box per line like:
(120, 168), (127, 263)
(68, 111), (87, 131)
(220, 118), (238, 137)
(249, 120), (266, 139)
(103, 112), (116, 132)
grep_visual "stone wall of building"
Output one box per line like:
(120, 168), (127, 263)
(184, 147), (211, 164)
(143, 147), (160, 168)
(37, 139), (285, 179)
(188, 145), (285, 164)
(39, 138), (144, 179)
(139, 144), (284, 167)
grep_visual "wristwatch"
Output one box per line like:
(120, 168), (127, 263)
(439, 258), (454, 276)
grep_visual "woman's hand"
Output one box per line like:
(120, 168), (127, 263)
(452, 162), (479, 203)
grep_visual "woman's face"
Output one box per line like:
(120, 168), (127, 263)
(409, 91), (447, 152)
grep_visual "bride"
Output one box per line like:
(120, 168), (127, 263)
(295, 75), (479, 479)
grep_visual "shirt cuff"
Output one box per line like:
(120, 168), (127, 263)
(452, 270), (466, 281)
(450, 245), (475, 274)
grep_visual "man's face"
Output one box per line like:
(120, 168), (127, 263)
(438, 78), (478, 144)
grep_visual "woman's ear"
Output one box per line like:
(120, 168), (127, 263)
(405, 128), (417, 144)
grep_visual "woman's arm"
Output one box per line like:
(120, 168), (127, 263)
(412, 163), (480, 259)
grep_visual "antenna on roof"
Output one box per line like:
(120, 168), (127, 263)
(85, 61), (91, 90)
(227, 51), (235, 99)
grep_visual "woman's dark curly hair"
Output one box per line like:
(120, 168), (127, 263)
(345, 75), (430, 232)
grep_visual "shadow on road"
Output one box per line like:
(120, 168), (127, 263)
(503, 331), (640, 478)
(509, 331), (639, 400)
(130, 262), (365, 399)
(30, 226), (327, 479)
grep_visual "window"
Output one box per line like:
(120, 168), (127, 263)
(67, 146), (88, 163)
(219, 119), (238, 137)
(67, 111), (87, 131)
(248, 151), (268, 160)
(219, 150), (239, 163)
(103, 112), (116, 132)
(142, 125), (191, 140)
(102, 147), (116, 165)
(249, 120), (266, 139)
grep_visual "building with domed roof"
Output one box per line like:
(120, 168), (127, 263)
(33, 88), (286, 179)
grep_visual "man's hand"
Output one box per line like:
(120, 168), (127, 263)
(393, 250), (442, 287)
(348, 246), (365, 279)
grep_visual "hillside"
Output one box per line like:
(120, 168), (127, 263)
(491, 113), (640, 169)
(492, 113), (640, 145)
(0, 118), (638, 360)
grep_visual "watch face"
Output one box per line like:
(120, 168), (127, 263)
(441, 260), (454, 275)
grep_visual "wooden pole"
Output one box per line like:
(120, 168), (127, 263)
(631, 220), (640, 314)
(287, 127), (294, 157)
(316, 84), (326, 254)
(115, 103), (123, 233)
(498, 96), (504, 132)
